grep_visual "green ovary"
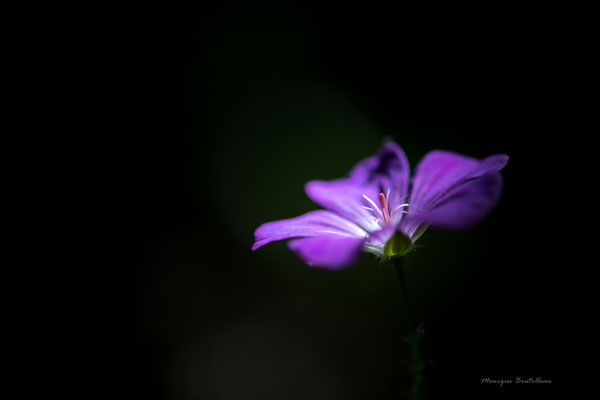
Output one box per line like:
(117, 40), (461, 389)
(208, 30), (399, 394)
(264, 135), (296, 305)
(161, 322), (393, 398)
(384, 230), (413, 257)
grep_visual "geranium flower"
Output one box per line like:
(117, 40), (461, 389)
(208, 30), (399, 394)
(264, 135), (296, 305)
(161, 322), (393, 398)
(252, 142), (508, 269)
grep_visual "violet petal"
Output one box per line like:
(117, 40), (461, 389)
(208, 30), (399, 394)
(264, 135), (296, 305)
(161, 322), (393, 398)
(403, 151), (508, 233)
(287, 235), (366, 269)
(252, 210), (367, 251)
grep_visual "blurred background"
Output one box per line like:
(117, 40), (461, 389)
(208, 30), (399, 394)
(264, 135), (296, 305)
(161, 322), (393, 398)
(18, 1), (578, 399)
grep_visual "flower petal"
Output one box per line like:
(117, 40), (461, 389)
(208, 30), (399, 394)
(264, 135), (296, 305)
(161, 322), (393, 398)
(287, 235), (366, 269)
(403, 151), (508, 233)
(305, 142), (411, 231)
(252, 210), (367, 251)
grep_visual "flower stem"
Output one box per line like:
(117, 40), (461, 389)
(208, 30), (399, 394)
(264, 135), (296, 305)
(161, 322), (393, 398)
(393, 257), (422, 400)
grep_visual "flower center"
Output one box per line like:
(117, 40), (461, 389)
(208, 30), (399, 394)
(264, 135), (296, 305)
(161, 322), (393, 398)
(362, 189), (409, 228)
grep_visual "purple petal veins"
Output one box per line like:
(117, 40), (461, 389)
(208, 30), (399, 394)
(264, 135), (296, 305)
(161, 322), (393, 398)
(401, 151), (508, 237)
(252, 210), (367, 251)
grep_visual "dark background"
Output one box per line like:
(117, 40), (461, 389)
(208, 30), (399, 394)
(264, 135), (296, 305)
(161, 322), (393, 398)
(11, 1), (582, 399)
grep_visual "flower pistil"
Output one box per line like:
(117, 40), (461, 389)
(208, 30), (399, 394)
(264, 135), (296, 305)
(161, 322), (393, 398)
(362, 189), (409, 228)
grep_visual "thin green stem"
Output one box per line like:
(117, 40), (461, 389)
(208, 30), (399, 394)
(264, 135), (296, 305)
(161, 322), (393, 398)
(393, 257), (422, 400)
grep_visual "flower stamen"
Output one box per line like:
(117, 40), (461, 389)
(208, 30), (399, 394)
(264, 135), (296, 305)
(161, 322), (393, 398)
(363, 189), (409, 227)
(379, 192), (391, 224)
(362, 194), (385, 221)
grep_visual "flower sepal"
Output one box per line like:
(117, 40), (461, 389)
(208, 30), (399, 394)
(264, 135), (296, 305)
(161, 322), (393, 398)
(383, 229), (413, 258)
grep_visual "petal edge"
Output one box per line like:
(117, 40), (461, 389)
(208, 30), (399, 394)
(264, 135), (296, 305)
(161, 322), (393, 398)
(287, 235), (366, 269)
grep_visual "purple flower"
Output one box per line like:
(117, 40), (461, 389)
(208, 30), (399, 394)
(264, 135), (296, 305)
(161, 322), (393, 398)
(252, 142), (508, 269)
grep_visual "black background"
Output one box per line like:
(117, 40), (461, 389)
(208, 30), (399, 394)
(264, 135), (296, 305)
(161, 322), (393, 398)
(8, 1), (584, 399)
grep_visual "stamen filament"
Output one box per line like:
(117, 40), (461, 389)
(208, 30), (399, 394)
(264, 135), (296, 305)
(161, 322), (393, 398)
(362, 194), (385, 221)
(362, 189), (409, 227)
